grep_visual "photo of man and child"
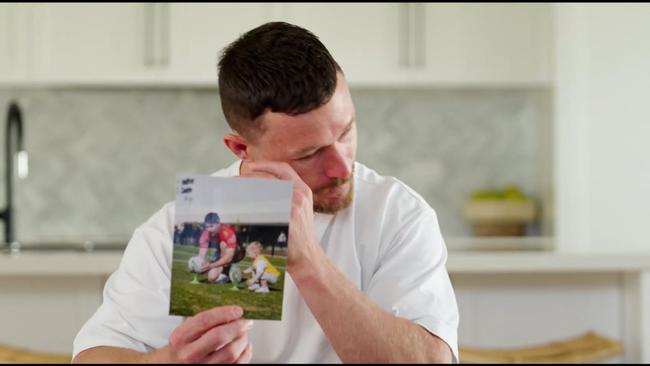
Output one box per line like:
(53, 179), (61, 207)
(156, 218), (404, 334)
(170, 174), (292, 320)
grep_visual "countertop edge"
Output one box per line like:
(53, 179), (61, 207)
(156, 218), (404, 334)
(2, 250), (650, 276)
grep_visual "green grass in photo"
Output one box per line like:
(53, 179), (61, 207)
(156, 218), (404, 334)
(170, 245), (286, 320)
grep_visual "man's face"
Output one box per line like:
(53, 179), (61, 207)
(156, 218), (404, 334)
(247, 73), (357, 214)
(205, 223), (221, 233)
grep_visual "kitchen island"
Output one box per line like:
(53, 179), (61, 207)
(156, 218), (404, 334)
(1, 244), (648, 362)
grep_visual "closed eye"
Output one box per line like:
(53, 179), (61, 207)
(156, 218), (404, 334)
(297, 151), (318, 161)
(339, 120), (355, 140)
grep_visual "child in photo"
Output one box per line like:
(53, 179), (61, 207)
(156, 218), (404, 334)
(244, 241), (281, 293)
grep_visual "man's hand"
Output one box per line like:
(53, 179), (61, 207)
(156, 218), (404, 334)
(199, 262), (216, 273)
(241, 161), (323, 274)
(149, 305), (254, 363)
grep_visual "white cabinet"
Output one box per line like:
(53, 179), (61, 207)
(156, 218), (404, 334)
(0, 3), (552, 87)
(165, 4), (278, 83)
(7, 3), (153, 84)
(0, 4), (33, 83)
(246, 3), (552, 86)
(276, 3), (403, 86)
(164, 3), (403, 85)
(422, 3), (552, 85)
(0, 5), (15, 81)
(0, 3), (280, 86)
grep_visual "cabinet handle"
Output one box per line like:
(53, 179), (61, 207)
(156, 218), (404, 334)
(400, 3), (424, 68)
(160, 3), (170, 67)
(144, 3), (155, 67)
(399, 3), (410, 67)
(408, 3), (416, 68)
(413, 3), (426, 68)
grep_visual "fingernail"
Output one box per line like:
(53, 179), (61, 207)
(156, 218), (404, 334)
(245, 320), (254, 330)
(234, 306), (243, 317)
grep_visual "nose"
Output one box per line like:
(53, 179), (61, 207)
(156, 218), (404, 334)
(323, 144), (352, 179)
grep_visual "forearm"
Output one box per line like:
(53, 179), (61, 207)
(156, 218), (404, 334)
(250, 271), (263, 283)
(292, 253), (452, 363)
(72, 345), (171, 363)
(198, 247), (208, 261)
(210, 253), (234, 269)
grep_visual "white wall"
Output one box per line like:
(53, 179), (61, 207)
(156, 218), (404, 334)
(554, 4), (650, 253)
(0, 276), (106, 355)
(452, 273), (624, 362)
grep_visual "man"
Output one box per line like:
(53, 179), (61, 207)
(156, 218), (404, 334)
(274, 230), (287, 256)
(72, 21), (459, 363)
(197, 212), (238, 283)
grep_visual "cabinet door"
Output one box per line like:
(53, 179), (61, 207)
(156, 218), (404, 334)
(278, 3), (403, 86)
(0, 4), (16, 82)
(166, 4), (277, 83)
(0, 4), (34, 83)
(423, 3), (552, 85)
(29, 3), (150, 83)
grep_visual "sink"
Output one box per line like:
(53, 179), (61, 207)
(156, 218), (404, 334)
(1, 241), (128, 254)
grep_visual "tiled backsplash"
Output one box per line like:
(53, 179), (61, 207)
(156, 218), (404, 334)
(0, 87), (552, 244)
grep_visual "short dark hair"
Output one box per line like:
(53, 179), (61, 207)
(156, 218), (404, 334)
(218, 21), (342, 138)
(204, 212), (220, 225)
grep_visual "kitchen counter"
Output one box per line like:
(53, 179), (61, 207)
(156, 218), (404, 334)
(2, 247), (649, 276)
(447, 250), (650, 273)
(0, 242), (648, 362)
(0, 251), (123, 276)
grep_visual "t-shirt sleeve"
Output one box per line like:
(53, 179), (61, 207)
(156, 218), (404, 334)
(72, 205), (183, 359)
(365, 209), (460, 363)
(220, 226), (238, 249)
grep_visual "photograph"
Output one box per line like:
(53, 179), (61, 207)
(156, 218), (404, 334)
(169, 174), (292, 320)
(5, 4), (649, 363)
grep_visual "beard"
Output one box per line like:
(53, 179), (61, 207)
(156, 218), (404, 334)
(312, 167), (355, 214)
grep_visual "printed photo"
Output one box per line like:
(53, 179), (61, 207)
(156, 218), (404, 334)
(170, 174), (292, 320)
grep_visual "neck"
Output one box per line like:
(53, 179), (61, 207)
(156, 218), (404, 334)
(238, 160), (246, 176)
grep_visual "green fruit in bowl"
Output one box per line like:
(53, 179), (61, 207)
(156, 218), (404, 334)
(471, 189), (503, 200)
(502, 185), (528, 201)
(470, 185), (531, 202)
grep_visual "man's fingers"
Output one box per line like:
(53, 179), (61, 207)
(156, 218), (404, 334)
(179, 319), (253, 363)
(247, 161), (308, 196)
(240, 170), (277, 181)
(247, 161), (301, 183)
(234, 343), (253, 364)
(171, 306), (243, 345)
(204, 334), (251, 364)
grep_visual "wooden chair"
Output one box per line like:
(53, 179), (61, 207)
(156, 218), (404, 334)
(459, 331), (624, 364)
(0, 343), (71, 363)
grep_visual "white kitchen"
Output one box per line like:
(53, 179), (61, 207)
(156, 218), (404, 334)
(0, 3), (649, 363)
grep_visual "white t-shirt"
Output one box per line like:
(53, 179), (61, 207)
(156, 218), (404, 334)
(73, 160), (459, 363)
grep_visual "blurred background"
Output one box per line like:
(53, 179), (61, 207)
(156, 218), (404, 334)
(0, 3), (648, 363)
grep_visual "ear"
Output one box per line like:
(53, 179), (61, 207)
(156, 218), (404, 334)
(223, 133), (251, 161)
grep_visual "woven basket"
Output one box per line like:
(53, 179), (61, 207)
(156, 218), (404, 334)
(464, 200), (536, 236)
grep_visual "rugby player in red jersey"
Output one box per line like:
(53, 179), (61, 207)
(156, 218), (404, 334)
(197, 212), (238, 283)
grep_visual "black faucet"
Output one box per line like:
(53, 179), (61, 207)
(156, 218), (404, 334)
(1, 101), (28, 246)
